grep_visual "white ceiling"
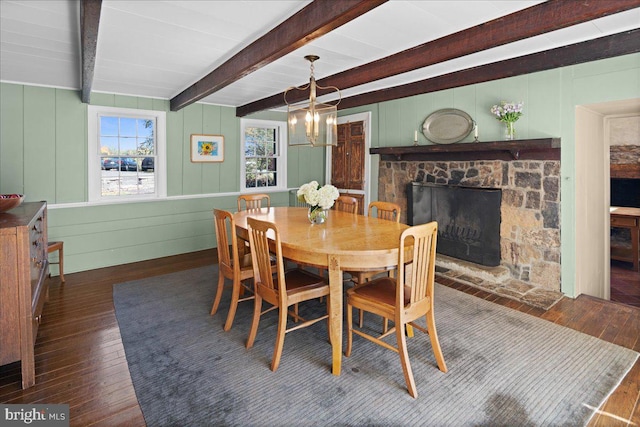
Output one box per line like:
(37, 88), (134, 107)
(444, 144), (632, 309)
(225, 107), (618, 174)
(1, 0), (639, 110)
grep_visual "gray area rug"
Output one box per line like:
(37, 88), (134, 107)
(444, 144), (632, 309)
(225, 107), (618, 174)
(113, 266), (638, 426)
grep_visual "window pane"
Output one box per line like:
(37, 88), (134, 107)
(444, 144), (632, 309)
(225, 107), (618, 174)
(261, 141), (275, 156)
(100, 136), (118, 155)
(119, 137), (136, 155)
(119, 118), (136, 137)
(101, 171), (120, 196)
(245, 140), (257, 156)
(137, 137), (152, 155)
(100, 116), (118, 136)
(137, 119), (153, 138)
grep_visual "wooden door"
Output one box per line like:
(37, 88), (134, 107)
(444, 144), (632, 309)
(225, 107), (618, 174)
(332, 121), (365, 214)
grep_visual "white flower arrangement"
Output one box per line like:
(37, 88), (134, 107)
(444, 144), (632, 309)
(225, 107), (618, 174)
(297, 180), (339, 211)
(490, 101), (524, 124)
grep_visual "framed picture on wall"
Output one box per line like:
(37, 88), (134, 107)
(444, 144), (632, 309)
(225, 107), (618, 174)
(190, 134), (224, 162)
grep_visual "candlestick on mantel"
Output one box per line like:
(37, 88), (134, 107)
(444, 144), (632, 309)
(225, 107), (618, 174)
(413, 130), (418, 146)
(473, 123), (479, 142)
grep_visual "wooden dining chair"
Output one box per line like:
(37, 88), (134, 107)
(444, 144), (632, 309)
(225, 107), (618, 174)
(237, 194), (270, 211)
(334, 195), (358, 215)
(210, 209), (256, 331)
(369, 200), (401, 222)
(237, 193), (271, 254)
(245, 216), (331, 372)
(350, 200), (403, 287)
(345, 221), (447, 398)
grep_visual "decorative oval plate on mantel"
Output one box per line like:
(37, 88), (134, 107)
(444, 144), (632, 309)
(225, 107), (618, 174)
(422, 108), (474, 144)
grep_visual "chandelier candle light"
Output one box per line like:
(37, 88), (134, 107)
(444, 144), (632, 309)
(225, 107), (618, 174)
(297, 181), (339, 224)
(490, 101), (524, 140)
(285, 56), (341, 147)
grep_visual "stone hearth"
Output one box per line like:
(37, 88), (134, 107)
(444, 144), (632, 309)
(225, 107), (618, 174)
(434, 254), (563, 310)
(378, 157), (562, 294)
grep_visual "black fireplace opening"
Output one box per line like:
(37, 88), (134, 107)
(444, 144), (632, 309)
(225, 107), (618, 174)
(408, 182), (502, 267)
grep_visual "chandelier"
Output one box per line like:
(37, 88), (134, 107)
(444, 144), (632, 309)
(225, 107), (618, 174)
(285, 55), (341, 147)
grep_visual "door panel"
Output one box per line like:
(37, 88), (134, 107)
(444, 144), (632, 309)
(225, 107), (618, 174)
(331, 125), (348, 189)
(332, 121), (364, 191)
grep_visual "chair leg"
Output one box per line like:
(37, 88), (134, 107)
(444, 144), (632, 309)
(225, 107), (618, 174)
(223, 277), (241, 331)
(210, 274), (226, 316)
(396, 323), (418, 398)
(246, 295), (262, 349)
(406, 324), (414, 338)
(426, 311), (448, 373)
(345, 303), (353, 357)
(271, 305), (288, 372)
(58, 244), (65, 283)
(47, 242), (65, 283)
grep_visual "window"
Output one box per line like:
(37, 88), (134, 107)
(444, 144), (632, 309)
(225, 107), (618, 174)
(241, 119), (287, 191)
(88, 105), (166, 202)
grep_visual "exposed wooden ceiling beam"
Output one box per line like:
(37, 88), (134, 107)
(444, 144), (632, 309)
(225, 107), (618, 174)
(236, 0), (640, 117)
(170, 0), (387, 112)
(338, 29), (640, 111)
(81, 0), (102, 104)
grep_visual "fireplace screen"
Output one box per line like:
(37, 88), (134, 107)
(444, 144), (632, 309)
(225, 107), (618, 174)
(408, 182), (501, 266)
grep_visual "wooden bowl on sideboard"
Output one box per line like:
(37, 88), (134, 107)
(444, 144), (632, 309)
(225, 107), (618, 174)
(0, 194), (25, 213)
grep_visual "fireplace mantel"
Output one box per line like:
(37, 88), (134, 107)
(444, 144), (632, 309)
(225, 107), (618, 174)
(370, 138), (560, 162)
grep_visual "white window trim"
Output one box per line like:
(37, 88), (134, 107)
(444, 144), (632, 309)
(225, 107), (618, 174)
(240, 118), (288, 192)
(87, 105), (167, 203)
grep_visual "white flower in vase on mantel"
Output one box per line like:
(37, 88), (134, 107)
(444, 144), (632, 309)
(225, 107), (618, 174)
(490, 101), (524, 140)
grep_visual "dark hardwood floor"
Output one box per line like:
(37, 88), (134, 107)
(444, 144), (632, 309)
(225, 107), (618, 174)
(1, 250), (638, 426)
(611, 260), (640, 308)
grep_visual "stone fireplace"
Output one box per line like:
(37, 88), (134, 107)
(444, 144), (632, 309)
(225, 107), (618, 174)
(374, 141), (561, 293)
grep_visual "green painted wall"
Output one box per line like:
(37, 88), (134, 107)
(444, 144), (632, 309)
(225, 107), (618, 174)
(340, 53), (640, 297)
(0, 85), (323, 274)
(1, 52), (638, 295)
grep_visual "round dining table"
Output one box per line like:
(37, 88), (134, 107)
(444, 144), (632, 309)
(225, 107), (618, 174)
(233, 206), (409, 376)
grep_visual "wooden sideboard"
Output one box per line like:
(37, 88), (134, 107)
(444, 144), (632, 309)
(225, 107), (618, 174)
(610, 206), (640, 272)
(0, 201), (49, 389)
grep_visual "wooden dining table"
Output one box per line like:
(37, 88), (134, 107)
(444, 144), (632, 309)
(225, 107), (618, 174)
(233, 206), (409, 375)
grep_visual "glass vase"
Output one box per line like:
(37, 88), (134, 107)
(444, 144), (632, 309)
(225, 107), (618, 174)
(308, 207), (327, 224)
(505, 122), (516, 140)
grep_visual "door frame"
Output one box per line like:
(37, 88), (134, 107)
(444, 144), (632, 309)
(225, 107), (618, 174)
(326, 112), (372, 211)
(574, 99), (639, 300)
